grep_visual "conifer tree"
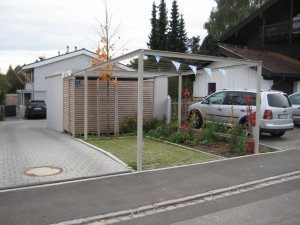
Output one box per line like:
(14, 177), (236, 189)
(157, 0), (168, 50)
(177, 14), (187, 53)
(167, 0), (180, 52)
(147, 2), (159, 50)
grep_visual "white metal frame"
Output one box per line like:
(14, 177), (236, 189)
(65, 49), (262, 171)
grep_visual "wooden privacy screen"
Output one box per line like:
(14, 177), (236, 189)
(63, 78), (154, 135)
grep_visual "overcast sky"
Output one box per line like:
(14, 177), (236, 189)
(0, 0), (216, 74)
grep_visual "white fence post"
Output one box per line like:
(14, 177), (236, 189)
(166, 95), (171, 125)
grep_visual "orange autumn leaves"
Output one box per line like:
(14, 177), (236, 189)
(92, 39), (116, 84)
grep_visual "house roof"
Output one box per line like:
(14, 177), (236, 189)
(220, 0), (281, 43)
(220, 46), (300, 75)
(21, 48), (97, 70)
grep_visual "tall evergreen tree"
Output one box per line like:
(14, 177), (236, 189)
(187, 36), (201, 54)
(177, 14), (188, 53)
(147, 2), (159, 50)
(157, 0), (168, 50)
(167, 0), (180, 52)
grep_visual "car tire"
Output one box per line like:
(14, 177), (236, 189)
(270, 132), (285, 137)
(189, 110), (203, 129)
(240, 119), (251, 137)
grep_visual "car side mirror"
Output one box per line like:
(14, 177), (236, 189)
(202, 99), (209, 104)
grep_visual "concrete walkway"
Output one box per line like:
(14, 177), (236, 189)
(0, 119), (131, 189)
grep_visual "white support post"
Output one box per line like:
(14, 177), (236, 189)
(166, 95), (171, 125)
(137, 51), (144, 171)
(178, 74), (182, 129)
(97, 79), (100, 136)
(114, 78), (119, 135)
(72, 78), (76, 137)
(254, 62), (262, 154)
(84, 71), (88, 140)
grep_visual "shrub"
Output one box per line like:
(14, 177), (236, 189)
(143, 118), (161, 133)
(121, 115), (137, 134)
(227, 124), (247, 155)
(199, 122), (220, 145)
(121, 115), (163, 134)
(147, 129), (162, 139)
(168, 131), (190, 144)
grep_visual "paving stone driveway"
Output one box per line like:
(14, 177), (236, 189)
(0, 119), (130, 189)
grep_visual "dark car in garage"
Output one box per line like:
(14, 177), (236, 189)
(25, 100), (47, 119)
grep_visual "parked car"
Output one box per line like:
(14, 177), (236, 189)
(288, 92), (300, 125)
(25, 100), (47, 119)
(188, 90), (294, 137)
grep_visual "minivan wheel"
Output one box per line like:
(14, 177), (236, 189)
(190, 110), (203, 129)
(270, 132), (285, 137)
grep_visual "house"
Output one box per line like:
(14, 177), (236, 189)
(194, 0), (300, 97)
(20, 47), (97, 105)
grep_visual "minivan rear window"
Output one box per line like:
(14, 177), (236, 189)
(267, 93), (291, 108)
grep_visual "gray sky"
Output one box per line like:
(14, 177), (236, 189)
(0, 0), (216, 73)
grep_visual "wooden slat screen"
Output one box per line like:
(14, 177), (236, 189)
(63, 78), (154, 135)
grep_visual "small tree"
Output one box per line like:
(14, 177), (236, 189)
(92, 0), (120, 135)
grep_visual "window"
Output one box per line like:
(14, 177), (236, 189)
(267, 93), (291, 108)
(208, 83), (216, 95)
(289, 94), (300, 105)
(207, 91), (226, 104)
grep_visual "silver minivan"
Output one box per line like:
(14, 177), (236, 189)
(288, 92), (300, 125)
(188, 90), (294, 137)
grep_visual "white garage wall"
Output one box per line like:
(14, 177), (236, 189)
(193, 62), (273, 98)
(45, 73), (64, 132)
(154, 77), (168, 119)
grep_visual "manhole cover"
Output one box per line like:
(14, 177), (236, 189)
(24, 166), (63, 177)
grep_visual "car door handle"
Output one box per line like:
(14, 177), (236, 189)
(218, 108), (222, 111)
(240, 109), (245, 112)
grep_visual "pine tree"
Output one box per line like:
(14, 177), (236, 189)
(167, 0), (180, 52)
(177, 14), (187, 53)
(157, 0), (168, 51)
(147, 2), (159, 50)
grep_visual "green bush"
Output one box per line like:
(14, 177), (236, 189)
(121, 115), (137, 134)
(199, 122), (220, 145)
(227, 124), (247, 155)
(147, 129), (162, 139)
(121, 115), (163, 134)
(168, 131), (190, 144)
(143, 117), (161, 133)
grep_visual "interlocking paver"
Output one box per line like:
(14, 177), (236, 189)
(0, 119), (131, 189)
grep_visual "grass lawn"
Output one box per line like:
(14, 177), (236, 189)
(86, 137), (222, 170)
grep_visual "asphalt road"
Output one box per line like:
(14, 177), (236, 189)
(111, 178), (300, 225)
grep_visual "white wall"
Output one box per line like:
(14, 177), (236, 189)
(31, 55), (94, 102)
(193, 62), (273, 97)
(45, 73), (64, 132)
(293, 81), (300, 93)
(154, 76), (168, 119)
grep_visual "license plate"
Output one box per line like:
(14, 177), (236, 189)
(278, 114), (288, 119)
(34, 108), (42, 110)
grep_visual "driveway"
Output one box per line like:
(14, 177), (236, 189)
(260, 126), (300, 150)
(0, 119), (130, 189)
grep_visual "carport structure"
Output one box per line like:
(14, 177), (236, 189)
(70, 49), (262, 171)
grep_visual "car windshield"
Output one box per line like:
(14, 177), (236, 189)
(267, 93), (291, 108)
(29, 101), (45, 107)
(289, 94), (300, 105)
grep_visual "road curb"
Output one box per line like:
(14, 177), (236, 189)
(52, 170), (300, 225)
